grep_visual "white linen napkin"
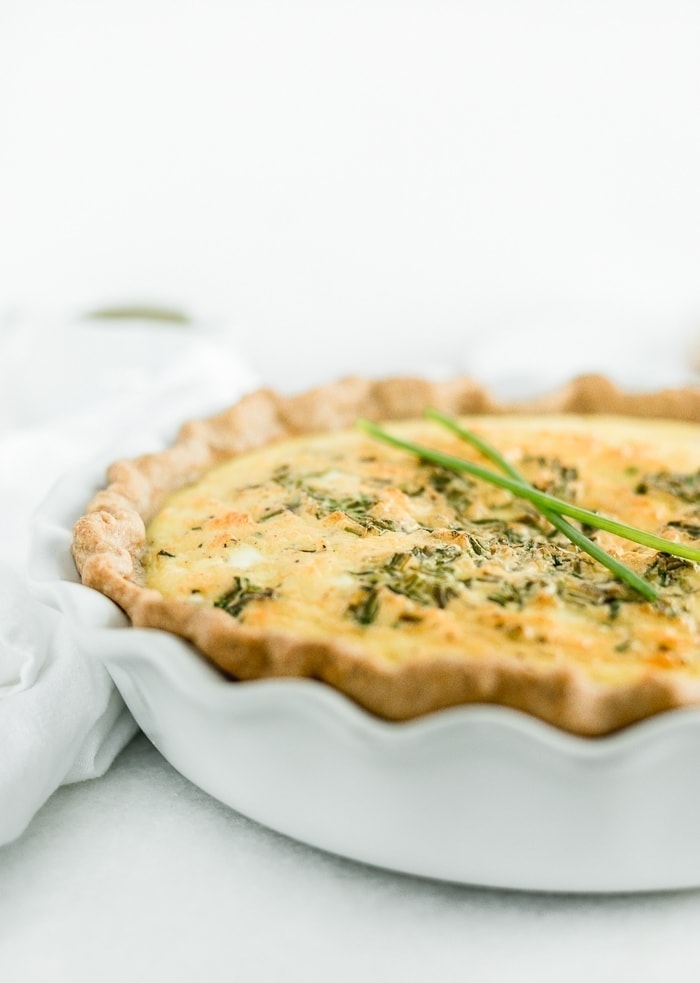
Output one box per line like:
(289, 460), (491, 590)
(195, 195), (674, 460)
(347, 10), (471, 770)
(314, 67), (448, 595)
(0, 316), (260, 845)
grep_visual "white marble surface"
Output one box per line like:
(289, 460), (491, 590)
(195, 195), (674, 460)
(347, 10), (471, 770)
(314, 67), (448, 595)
(4, 1), (700, 978)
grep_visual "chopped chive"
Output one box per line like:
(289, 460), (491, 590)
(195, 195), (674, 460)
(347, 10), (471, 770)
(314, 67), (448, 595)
(424, 408), (658, 602)
(356, 417), (700, 567)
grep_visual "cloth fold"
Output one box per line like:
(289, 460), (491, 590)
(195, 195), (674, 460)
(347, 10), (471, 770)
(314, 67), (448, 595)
(0, 318), (260, 845)
(0, 564), (136, 843)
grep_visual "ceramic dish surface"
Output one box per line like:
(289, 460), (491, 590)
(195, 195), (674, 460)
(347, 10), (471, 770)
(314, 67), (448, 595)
(28, 394), (700, 894)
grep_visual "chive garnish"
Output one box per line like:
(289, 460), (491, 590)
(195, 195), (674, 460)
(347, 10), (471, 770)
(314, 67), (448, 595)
(357, 416), (700, 584)
(423, 409), (657, 602)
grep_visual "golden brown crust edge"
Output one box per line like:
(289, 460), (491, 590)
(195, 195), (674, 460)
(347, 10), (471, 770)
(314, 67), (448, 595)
(71, 372), (700, 736)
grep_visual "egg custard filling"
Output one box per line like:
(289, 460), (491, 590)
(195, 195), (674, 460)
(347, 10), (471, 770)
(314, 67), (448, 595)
(72, 376), (700, 734)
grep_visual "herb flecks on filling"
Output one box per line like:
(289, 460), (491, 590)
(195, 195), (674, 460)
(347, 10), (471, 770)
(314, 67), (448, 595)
(520, 455), (582, 501)
(268, 465), (395, 534)
(636, 469), (700, 504)
(348, 546), (465, 625)
(645, 552), (696, 588)
(214, 577), (275, 619)
(144, 418), (700, 674)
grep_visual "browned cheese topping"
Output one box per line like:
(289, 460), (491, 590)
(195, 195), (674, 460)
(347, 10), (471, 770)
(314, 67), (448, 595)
(143, 415), (700, 685)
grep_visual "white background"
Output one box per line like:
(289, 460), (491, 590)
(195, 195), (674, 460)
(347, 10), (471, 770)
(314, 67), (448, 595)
(2, 0), (700, 389)
(3, 2), (700, 980)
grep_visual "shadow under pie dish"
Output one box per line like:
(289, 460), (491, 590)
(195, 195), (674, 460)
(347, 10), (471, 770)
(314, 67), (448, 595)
(71, 373), (700, 738)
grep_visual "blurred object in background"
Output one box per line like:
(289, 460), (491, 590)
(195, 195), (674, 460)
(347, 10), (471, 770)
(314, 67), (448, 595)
(449, 305), (700, 400)
(0, 306), (255, 434)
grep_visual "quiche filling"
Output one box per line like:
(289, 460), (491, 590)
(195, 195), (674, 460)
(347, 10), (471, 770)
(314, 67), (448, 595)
(143, 414), (700, 687)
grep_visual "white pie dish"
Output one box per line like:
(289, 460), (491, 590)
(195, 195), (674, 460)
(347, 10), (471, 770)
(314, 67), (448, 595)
(28, 411), (700, 895)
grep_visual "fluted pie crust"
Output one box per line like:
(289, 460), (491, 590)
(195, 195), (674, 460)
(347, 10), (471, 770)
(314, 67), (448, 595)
(72, 374), (700, 736)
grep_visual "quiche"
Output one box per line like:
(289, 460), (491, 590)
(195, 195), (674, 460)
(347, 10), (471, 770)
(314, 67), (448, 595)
(72, 374), (700, 736)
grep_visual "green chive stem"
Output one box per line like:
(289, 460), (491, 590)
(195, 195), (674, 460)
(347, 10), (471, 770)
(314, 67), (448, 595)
(424, 408), (658, 602)
(357, 417), (700, 565)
